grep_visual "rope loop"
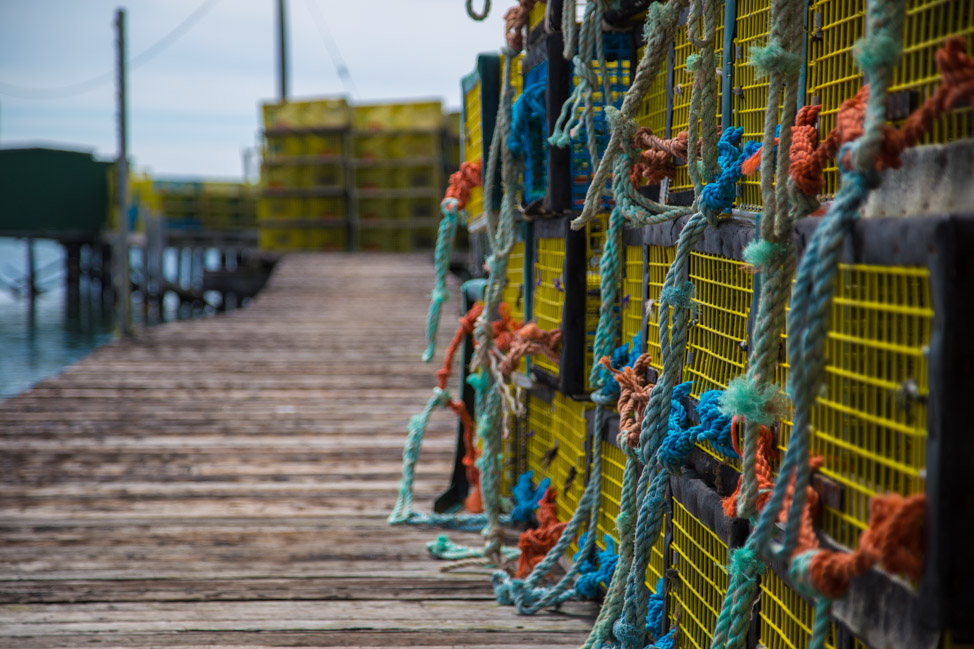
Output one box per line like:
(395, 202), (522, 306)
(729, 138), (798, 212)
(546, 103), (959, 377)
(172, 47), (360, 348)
(465, 0), (491, 21)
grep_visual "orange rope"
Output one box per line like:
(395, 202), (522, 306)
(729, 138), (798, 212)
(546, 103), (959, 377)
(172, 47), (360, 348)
(445, 159), (484, 212)
(499, 322), (562, 376)
(789, 36), (974, 197)
(600, 353), (654, 448)
(726, 416), (926, 598)
(629, 128), (689, 187)
(504, 0), (538, 52)
(515, 487), (567, 578)
(437, 302), (521, 513)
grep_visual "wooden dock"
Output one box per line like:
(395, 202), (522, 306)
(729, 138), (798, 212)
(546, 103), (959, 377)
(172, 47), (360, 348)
(0, 254), (596, 648)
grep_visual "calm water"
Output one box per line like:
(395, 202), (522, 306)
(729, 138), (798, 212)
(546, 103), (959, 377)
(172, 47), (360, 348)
(0, 237), (224, 399)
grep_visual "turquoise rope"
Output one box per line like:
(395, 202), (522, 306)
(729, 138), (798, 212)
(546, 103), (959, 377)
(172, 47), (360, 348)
(422, 198), (463, 363)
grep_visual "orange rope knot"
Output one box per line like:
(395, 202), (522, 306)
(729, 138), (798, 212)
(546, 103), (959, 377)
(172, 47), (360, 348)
(444, 159), (484, 211)
(808, 493), (926, 599)
(601, 353), (654, 448)
(499, 322), (562, 376)
(492, 302), (523, 354)
(504, 0), (538, 52)
(629, 128), (689, 186)
(515, 487), (567, 578)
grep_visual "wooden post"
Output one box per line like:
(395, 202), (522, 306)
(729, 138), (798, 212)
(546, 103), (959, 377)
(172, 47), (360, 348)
(25, 237), (37, 304)
(114, 8), (132, 336)
(64, 241), (82, 305)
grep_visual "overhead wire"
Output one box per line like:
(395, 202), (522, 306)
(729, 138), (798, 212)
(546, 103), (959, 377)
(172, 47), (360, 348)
(304, 0), (358, 98)
(0, 0), (222, 100)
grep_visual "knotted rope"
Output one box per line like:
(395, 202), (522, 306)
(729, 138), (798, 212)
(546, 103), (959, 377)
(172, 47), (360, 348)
(515, 487), (568, 577)
(499, 322), (562, 376)
(505, 0), (538, 52)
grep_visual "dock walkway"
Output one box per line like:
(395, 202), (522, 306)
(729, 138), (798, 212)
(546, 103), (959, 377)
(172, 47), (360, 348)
(0, 253), (595, 648)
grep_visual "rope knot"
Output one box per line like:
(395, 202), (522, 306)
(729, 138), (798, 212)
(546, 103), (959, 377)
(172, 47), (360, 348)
(605, 105), (638, 141)
(720, 375), (786, 428)
(854, 32), (902, 75)
(432, 386), (451, 407)
(660, 280), (696, 311)
(749, 41), (803, 79)
(742, 239), (784, 271)
(729, 546), (766, 581)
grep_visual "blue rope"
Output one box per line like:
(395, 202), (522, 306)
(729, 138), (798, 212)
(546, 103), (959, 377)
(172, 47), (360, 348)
(508, 79), (548, 204)
(511, 471), (551, 522)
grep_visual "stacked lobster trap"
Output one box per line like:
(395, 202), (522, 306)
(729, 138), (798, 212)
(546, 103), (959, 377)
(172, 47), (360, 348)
(396, 2), (974, 649)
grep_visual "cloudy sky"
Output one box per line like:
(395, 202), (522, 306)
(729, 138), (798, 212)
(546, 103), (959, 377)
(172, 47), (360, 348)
(0, 0), (510, 179)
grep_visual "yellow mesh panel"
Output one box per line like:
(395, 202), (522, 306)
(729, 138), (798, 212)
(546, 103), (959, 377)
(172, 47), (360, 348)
(732, 0), (781, 212)
(526, 392), (556, 478)
(533, 235), (566, 377)
(504, 240), (527, 324)
(806, 0), (974, 200)
(584, 214), (612, 392)
(622, 245), (645, 344)
(646, 245), (677, 375)
(669, 498), (729, 649)
(759, 569), (837, 649)
(529, 2), (546, 31)
(597, 441), (666, 593)
(686, 251), (753, 398)
(636, 45), (669, 136)
(463, 81), (484, 219)
(533, 214), (611, 391)
(671, 10), (725, 195)
(552, 393), (591, 529)
(776, 265), (932, 549)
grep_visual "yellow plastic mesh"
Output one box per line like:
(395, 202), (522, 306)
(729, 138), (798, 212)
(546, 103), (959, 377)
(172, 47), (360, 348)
(529, 1), (546, 31)
(584, 214), (612, 392)
(669, 498), (729, 649)
(805, 0), (974, 199)
(759, 569), (837, 649)
(732, 0), (781, 212)
(646, 245), (677, 374)
(504, 239), (527, 324)
(635, 45), (669, 136)
(526, 392), (557, 478)
(776, 264), (933, 549)
(622, 244), (645, 345)
(597, 441), (666, 593)
(552, 392), (591, 527)
(686, 251), (753, 398)
(508, 52), (525, 104)
(533, 213), (611, 391)
(533, 235), (566, 377)
(670, 10), (725, 195)
(463, 80), (484, 220)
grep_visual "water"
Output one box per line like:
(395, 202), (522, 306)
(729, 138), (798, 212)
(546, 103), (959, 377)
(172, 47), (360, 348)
(0, 237), (227, 399)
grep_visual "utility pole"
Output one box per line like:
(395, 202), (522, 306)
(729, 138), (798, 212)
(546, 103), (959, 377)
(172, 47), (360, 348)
(115, 8), (132, 336)
(277, 0), (288, 101)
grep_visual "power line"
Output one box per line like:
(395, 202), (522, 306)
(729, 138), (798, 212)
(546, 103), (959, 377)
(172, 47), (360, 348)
(304, 0), (358, 98)
(0, 0), (221, 101)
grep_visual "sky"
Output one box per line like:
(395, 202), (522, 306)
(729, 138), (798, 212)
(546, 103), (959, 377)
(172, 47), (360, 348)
(0, 0), (510, 180)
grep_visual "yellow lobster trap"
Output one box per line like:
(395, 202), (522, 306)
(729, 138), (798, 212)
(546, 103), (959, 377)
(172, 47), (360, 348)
(771, 215), (974, 642)
(460, 53), (502, 224)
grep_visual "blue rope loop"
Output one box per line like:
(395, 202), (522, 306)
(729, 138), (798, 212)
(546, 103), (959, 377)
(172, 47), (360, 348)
(511, 471), (551, 522)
